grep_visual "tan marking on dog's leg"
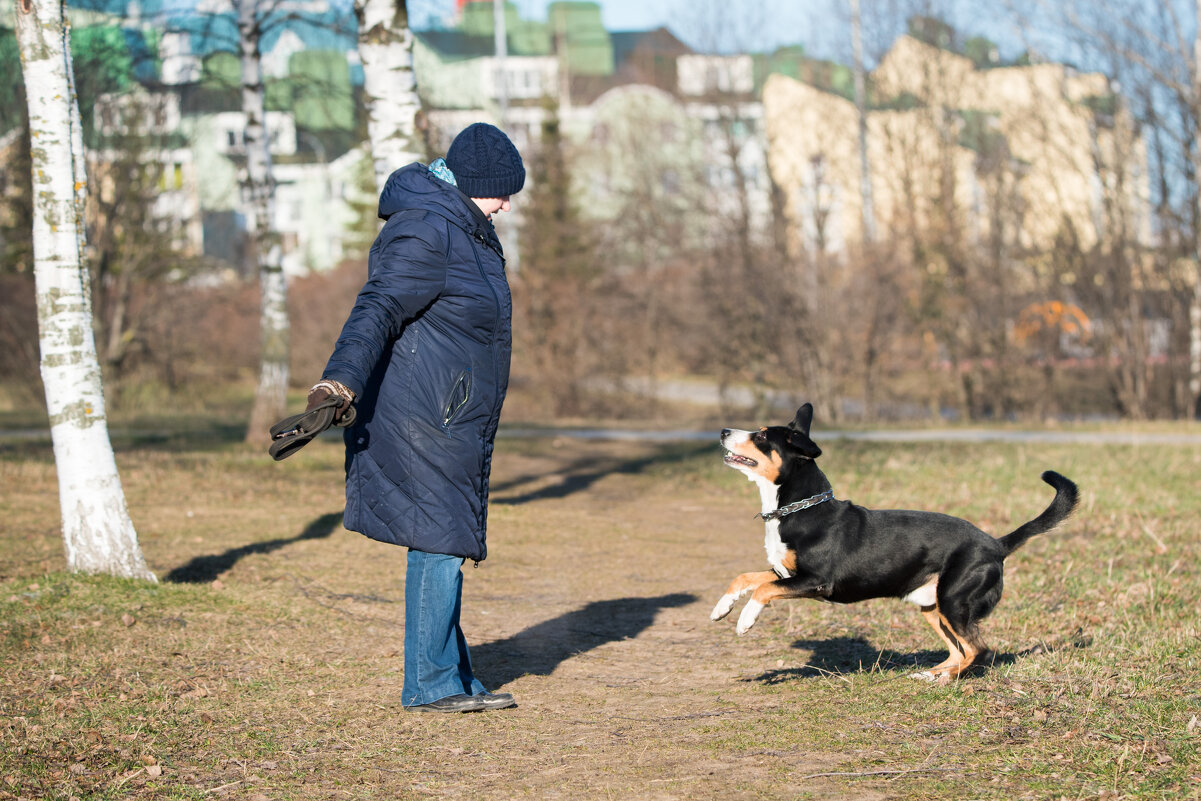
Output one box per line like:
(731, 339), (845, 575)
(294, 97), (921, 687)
(780, 550), (797, 573)
(734, 578), (800, 634)
(922, 607), (961, 658)
(727, 571), (780, 598)
(914, 608), (988, 683)
(912, 607), (966, 681)
(937, 625), (987, 682)
(750, 581), (797, 606)
(711, 571), (778, 621)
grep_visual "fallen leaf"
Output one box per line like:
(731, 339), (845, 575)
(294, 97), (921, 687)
(146, 764), (162, 778)
(121, 614), (135, 628)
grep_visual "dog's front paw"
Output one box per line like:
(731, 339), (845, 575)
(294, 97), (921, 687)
(735, 600), (764, 635)
(710, 595), (736, 621)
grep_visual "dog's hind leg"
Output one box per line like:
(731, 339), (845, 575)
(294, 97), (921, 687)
(711, 571), (778, 621)
(913, 557), (1002, 682)
(912, 606), (981, 684)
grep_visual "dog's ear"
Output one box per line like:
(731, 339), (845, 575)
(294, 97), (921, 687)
(787, 430), (822, 459)
(788, 403), (814, 436)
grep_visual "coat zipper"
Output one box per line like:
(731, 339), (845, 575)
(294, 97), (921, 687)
(440, 369), (472, 432)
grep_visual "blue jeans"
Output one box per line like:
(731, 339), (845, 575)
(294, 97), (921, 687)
(402, 549), (486, 706)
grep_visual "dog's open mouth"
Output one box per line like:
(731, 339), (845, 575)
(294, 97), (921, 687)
(722, 450), (757, 468)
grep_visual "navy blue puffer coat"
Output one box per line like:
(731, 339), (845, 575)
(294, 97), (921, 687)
(321, 163), (512, 562)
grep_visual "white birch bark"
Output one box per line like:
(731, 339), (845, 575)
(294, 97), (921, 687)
(355, 0), (422, 192)
(15, 0), (155, 581)
(239, 0), (290, 442)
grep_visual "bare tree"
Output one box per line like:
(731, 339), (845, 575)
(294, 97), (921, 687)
(15, 0), (154, 580)
(89, 92), (203, 384)
(239, 0), (290, 443)
(851, 0), (877, 242)
(1193, 0), (1201, 417)
(355, 0), (423, 192)
(1009, 0), (1185, 418)
(513, 100), (600, 416)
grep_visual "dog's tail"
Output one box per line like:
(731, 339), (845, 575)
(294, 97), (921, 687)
(997, 471), (1079, 556)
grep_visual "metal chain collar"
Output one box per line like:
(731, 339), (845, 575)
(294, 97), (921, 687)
(758, 490), (835, 521)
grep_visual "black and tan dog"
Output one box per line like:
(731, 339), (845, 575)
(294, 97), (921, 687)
(711, 403), (1079, 682)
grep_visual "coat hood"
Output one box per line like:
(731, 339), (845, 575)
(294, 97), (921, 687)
(378, 163), (491, 239)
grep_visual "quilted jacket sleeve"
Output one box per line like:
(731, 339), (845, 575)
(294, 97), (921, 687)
(321, 214), (448, 397)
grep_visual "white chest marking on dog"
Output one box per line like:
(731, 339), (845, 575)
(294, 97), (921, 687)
(903, 576), (938, 607)
(751, 473), (792, 578)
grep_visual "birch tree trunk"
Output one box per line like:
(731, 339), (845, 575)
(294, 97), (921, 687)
(15, 0), (155, 581)
(355, 0), (422, 192)
(240, 0), (290, 443)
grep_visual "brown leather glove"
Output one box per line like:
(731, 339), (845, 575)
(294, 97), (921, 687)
(307, 380), (356, 427)
(267, 379), (357, 461)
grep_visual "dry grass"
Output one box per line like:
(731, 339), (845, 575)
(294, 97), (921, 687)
(1, 416), (1199, 800)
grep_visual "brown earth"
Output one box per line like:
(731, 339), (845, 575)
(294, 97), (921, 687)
(265, 438), (891, 800)
(6, 430), (1197, 800)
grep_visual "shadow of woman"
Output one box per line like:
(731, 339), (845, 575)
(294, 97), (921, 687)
(471, 592), (697, 689)
(164, 510), (344, 584)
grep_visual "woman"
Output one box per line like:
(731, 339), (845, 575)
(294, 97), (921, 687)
(308, 123), (524, 713)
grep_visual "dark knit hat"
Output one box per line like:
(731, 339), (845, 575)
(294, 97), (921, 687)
(445, 123), (525, 198)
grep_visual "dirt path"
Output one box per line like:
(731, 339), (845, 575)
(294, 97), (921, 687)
(15, 432), (1188, 799)
(190, 438), (891, 800)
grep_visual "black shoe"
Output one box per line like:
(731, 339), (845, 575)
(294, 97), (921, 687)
(408, 694), (486, 713)
(474, 691), (516, 710)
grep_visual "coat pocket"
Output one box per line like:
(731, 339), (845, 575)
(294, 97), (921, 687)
(439, 369), (472, 433)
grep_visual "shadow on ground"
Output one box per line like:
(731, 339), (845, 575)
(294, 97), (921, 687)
(165, 510), (344, 583)
(0, 422), (260, 459)
(740, 631), (1092, 683)
(491, 443), (713, 505)
(472, 593), (697, 688)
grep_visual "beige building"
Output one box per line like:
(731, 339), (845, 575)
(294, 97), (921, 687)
(764, 34), (1149, 258)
